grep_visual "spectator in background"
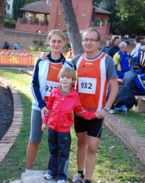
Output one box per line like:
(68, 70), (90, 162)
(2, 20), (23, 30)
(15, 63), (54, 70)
(101, 40), (111, 53)
(3, 41), (9, 50)
(131, 37), (141, 56)
(113, 42), (130, 79)
(109, 84), (137, 115)
(66, 48), (73, 60)
(14, 43), (20, 50)
(123, 62), (145, 95)
(107, 36), (120, 57)
(130, 45), (145, 73)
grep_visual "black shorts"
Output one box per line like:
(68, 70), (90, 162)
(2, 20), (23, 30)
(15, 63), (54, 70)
(74, 115), (103, 138)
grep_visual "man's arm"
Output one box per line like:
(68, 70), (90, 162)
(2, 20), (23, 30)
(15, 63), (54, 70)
(96, 77), (118, 119)
(106, 77), (118, 107)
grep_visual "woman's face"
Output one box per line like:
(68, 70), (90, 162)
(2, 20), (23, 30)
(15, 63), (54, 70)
(48, 34), (65, 53)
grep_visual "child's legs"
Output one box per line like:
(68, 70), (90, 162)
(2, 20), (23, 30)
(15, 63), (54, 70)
(47, 128), (58, 176)
(57, 131), (71, 180)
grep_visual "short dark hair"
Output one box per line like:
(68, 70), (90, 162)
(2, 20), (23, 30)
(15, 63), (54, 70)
(112, 36), (120, 45)
(135, 37), (140, 43)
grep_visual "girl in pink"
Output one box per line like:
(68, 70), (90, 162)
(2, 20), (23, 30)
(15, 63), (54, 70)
(42, 67), (97, 183)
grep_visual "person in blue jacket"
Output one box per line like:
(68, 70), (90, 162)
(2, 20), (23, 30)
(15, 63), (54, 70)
(101, 40), (111, 53)
(113, 42), (131, 79)
(25, 29), (73, 173)
(134, 74), (145, 91)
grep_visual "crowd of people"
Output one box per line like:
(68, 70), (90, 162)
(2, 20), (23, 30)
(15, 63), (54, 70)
(24, 28), (145, 183)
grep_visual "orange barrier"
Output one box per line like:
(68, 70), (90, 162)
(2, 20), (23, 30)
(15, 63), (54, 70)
(0, 49), (40, 67)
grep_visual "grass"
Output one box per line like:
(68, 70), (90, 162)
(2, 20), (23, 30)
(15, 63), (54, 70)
(116, 110), (145, 138)
(0, 68), (145, 183)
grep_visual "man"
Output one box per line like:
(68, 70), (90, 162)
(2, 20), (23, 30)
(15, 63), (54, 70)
(123, 62), (145, 95)
(101, 40), (111, 53)
(106, 36), (120, 57)
(72, 28), (118, 183)
(130, 45), (145, 69)
(113, 42), (130, 79)
(131, 37), (141, 56)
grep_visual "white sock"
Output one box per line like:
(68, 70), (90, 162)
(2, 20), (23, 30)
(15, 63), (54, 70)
(25, 168), (32, 172)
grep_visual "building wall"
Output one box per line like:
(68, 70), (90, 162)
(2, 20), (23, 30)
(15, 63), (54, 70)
(48, 0), (92, 32)
(3, 30), (47, 50)
(2, 29), (135, 53)
(6, 0), (13, 17)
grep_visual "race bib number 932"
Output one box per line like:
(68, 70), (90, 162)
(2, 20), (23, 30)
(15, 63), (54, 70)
(78, 77), (97, 94)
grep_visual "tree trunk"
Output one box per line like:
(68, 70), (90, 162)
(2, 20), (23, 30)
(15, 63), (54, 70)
(60, 0), (84, 56)
(0, 0), (6, 47)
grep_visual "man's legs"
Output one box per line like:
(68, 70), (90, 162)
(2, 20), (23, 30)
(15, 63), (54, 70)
(26, 109), (43, 170)
(85, 136), (100, 180)
(76, 132), (87, 172)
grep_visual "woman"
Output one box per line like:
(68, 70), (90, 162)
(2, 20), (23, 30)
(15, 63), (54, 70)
(25, 29), (73, 172)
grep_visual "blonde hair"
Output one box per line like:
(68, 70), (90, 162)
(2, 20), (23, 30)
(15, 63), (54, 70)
(58, 67), (76, 82)
(83, 27), (101, 41)
(47, 29), (66, 41)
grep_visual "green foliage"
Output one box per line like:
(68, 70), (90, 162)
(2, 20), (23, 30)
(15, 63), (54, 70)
(13, 0), (24, 20)
(30, 40), (50, 52)
(115, 0), (145, 35)
(22, 16), (28, 23)
(92, 0), (102, 6)
(44, 18), (48, 26)
(98, 0), (119, 33)
(34, 17), (39, 25)
(4, 19), (16, 28)
(12, 0), (40, 20)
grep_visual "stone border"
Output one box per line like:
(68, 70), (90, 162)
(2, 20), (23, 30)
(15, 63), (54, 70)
(0, 77), (23, 163)
(105, 114), (145, 165)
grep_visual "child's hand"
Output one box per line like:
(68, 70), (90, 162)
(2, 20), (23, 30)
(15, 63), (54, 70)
(94, 112), (98, 118)
(41, 124), (46, 131)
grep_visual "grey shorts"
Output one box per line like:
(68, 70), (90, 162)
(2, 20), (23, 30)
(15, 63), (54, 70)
(29, 109), (43, 143)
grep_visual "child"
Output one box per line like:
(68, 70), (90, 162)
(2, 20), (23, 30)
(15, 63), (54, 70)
(42, 67), (97, 183)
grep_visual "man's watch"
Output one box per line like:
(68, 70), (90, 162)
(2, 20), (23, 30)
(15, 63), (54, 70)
(104, 106), (110, 112)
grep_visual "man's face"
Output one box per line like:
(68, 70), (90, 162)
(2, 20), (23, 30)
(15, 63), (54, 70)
(114, 39), (120, 46)
(121, 45), (127, 53)
(82, 31), (100, 53)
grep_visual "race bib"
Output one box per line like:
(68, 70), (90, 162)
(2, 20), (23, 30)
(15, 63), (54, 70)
(78, 77), (96, 94)
(45, 81), (59, 96)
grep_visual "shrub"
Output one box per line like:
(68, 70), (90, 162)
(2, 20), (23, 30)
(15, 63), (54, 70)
(44, 18), (48, 26)
(4, 19), (16, 28)
(22, 16), (28, 24)
(34, 17), (39, 25)
(30, 40), (49, 52)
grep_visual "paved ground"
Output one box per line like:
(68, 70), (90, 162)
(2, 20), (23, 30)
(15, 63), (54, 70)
(0, 83), (13, 140)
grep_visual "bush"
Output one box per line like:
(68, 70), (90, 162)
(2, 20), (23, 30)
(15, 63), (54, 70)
(4, 19), (16, 28)
(30, 40), (49, 52)
(44, 18), (48, 26)
(22, 16), (28, 24)
(34, 17), (39, 25)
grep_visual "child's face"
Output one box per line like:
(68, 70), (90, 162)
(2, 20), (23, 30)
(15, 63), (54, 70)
(59, 75), (73, 89)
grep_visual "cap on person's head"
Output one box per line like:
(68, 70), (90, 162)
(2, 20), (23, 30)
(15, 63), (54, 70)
(132, 62), (140, 70)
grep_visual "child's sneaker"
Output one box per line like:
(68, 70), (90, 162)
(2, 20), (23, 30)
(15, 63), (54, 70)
(44, 173), (53, 180)
(57, 180), (66, 183)
(72, 173), (84, 182)
(109, 109), (115, 114)
(122, 107), (128, 116)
